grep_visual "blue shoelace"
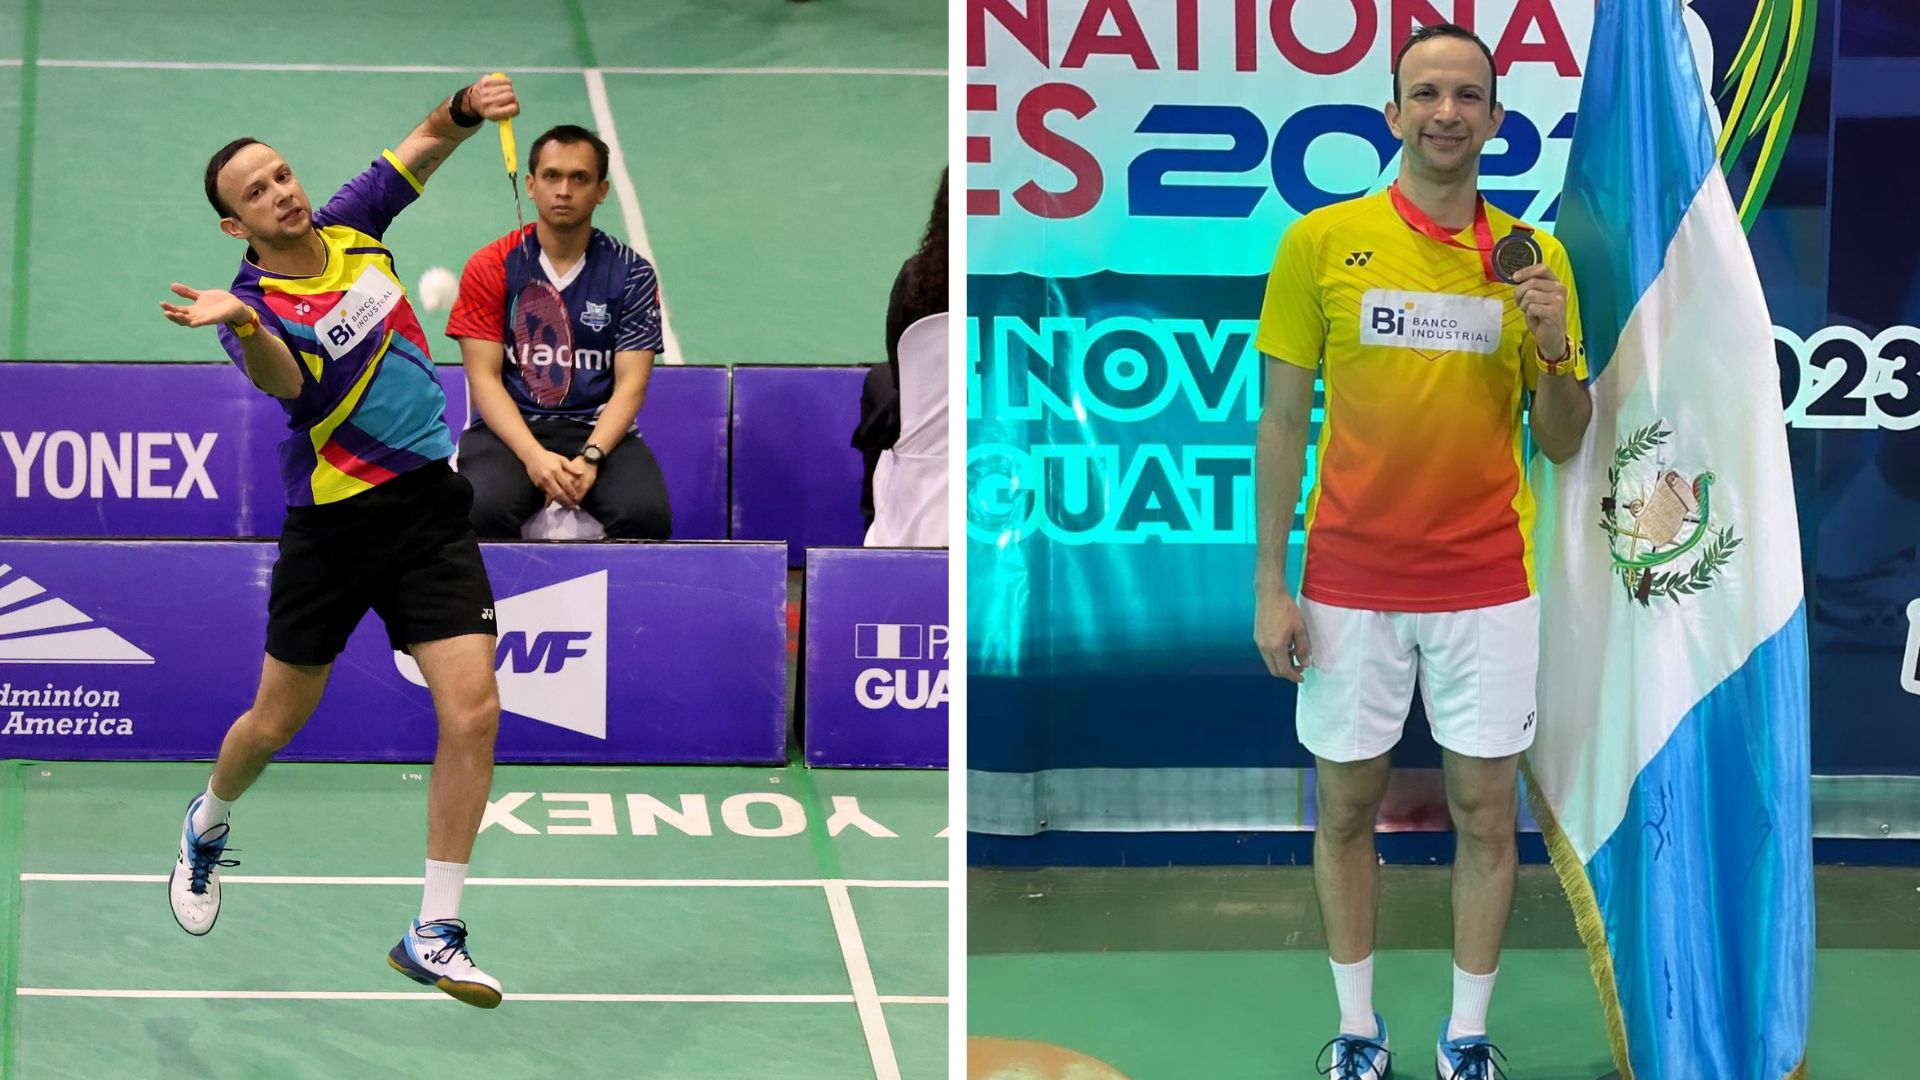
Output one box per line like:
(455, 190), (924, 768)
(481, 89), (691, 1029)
(415, 919), (475, 966)
(186, 823), (238, 895)
(1444, 1040), (1510, 1080)
(1315, 1034), (1389, 1079)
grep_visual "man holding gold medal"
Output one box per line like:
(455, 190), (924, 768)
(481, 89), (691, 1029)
(1252, 23), (1593, 1080)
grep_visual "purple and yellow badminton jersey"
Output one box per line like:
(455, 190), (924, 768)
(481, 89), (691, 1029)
(218, 151), (454, 507)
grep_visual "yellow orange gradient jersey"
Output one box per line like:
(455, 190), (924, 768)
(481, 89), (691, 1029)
(1255, 189), (1587, 613)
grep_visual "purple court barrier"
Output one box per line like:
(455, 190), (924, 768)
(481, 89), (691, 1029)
(0, 363), (291, 537)
(0, 362), (730, 542)
(0, 539), (787, 764)
(440, 363), (732, 541)
(630, 366), (730, 541)
(730, 366), (870, 567)
(803, 547), (948, 768)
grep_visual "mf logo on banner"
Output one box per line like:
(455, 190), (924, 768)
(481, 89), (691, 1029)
(854, 622), (949, 710)
(395, 571), (608, 738)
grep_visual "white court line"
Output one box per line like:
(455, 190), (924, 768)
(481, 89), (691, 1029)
(21, 874), (945, 888)
(824, 879), (900, 1080)
(583, 67), (686, 365)
(26, 59), (939, 76)
(15, 988), (947, 1004)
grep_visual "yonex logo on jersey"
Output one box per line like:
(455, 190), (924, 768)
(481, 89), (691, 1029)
(1345, 251), (1374, 267)
(395, 571), (607, 738)
(1902, 598), (1920, 697)
(580, 302), (611, 331)
(1359, 290), (1502, 356)
(1, 431), (219, 501)
(0, 563), (155, 665)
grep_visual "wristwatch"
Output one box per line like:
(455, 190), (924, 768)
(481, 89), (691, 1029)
(580, 443), (605, 466)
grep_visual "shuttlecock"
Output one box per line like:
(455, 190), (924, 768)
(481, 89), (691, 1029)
(417, 266), (459, 313)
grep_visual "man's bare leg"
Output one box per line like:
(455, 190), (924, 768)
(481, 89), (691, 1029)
(171, 654), (329, 936)
(382, 632), (504, 1006)
(410, 633), (500, 865)
(1314, 752), (1394, 1039)
(1441, 747), (1521, 1044)
(208, 654), (331, 801)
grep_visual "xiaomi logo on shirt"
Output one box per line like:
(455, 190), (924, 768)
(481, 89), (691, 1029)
(1360, 290), (1502, 356)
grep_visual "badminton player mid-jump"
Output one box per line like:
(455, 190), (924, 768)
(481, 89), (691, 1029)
(157, 73), (519, 1008)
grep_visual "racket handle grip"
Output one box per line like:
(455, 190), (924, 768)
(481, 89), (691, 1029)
(489, 72), (517, 175)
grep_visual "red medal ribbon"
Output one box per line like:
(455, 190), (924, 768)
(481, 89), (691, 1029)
(1388, 181), (1500, 282)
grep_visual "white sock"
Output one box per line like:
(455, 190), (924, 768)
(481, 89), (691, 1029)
(420, 859), (468, 924)
(190, 785), (233, 835)
(1447, 963), (1498, 1040)
(1330, 954), (1377, 1038)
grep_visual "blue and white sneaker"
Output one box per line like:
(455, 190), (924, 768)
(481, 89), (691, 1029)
(1436, 1022), (1508, 1080)
(388, 918), (503, 1008)
(1316, 1013), (1391, 1079)
(168, 794), (238, 936)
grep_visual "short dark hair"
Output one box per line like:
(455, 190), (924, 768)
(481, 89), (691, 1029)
(528, 124), (610, 183)
(1392, 23), (1497, 107)
(204, 137), (265, 219)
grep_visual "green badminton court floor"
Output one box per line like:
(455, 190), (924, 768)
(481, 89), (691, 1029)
(2, 760), (947, 1079)
(969, 864), (1920, 1077)
(0, 0), (945, 366)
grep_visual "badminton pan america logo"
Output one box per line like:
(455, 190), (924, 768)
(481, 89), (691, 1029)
(394, 571), (607, 739)
(0, 563), (155, 665)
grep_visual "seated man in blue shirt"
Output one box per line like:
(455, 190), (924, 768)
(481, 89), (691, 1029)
(446, 124), (672, 539)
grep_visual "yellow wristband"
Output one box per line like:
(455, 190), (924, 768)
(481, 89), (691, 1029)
(229, 307), (259, 338)
(1536, 345), (1570, 377)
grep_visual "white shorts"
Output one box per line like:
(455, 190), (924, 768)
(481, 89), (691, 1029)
(1294, 594), (1540, 763)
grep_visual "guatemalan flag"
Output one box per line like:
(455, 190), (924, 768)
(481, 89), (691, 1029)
(1525, 1), (1813, 1077)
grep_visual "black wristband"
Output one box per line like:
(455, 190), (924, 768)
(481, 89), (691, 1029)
(448, 85), (483, 128)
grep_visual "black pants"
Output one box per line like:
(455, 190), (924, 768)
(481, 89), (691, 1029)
(458, 418), (673, 540)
